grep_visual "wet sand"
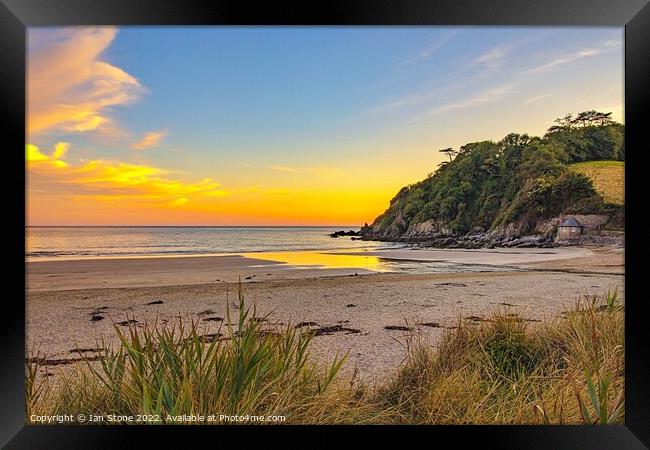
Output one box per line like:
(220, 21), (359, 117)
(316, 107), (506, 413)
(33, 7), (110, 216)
(26, 246), (624, 382)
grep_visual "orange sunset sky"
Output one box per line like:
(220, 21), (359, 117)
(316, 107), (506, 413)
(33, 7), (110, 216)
(26, 27), (623, 226)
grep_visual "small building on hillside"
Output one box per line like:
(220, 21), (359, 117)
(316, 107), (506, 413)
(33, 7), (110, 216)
(557, 217), (585, 241)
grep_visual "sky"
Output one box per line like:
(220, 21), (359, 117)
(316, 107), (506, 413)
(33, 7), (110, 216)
(26, 27), (624, 226)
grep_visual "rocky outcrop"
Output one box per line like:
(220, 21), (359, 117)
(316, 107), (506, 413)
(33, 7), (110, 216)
(360, 214), (615, 249)
(555, 230), (624, 248)
(403, 219), (453, 237)
(360, 231), (554, 249)
(328, 230), (360, 238)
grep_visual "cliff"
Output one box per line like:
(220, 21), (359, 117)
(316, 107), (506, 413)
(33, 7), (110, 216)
(362, 113), (624, 248)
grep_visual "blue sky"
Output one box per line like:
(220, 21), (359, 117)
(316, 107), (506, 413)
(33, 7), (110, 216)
(27, 27), (624, 225)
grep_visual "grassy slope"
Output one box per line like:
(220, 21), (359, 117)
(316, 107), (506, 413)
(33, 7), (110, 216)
(570, 160), (624, 205)
(27, 290), (624, 425)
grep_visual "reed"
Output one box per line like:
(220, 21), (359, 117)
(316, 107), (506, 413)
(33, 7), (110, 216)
(27, 289), (624, 424)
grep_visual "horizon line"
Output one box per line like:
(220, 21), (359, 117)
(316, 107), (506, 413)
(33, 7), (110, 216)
(25, 224), (366, 228)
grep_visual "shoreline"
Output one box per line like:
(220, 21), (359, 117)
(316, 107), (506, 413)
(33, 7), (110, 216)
(26, 245), (624, 381)
(26, 244), (397, 263)
(26, 245), (601, 292)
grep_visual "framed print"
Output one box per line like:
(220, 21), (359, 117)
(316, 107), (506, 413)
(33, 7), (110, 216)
(2, 0), (649, 447)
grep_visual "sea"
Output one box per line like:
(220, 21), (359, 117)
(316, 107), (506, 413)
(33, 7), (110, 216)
(26, 226), (397, 261)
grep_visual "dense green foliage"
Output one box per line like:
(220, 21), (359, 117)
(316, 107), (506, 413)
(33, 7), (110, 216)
(373, 111), (624, 236)
(545, 111), (624, 162)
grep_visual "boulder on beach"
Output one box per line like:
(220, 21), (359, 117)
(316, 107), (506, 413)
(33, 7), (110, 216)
(328, 230), (359, 238)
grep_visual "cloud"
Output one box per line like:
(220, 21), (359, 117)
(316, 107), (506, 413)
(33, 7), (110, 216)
(372, 44), (512, 116)
(470, 45), (510, 69)
(268, 165), (344, 178)
(27, 143), (227, 206)
(28, 27), (145, 136)
(26, 142), (70, 168)
(419, 30), (460, 59)
(604, 38), (623, 48)
(523, 48), (602, 75)
(430, 84), (515, 115)
(368, 79), (471, 114)
(524, 93), (554, 105)
(132, 129), (169, 150)
(369, 89), (440, 114)
(522, 36), (622, 77)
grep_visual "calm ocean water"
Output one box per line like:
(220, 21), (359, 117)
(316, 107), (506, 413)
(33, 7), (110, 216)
(26, 226), (395, 260)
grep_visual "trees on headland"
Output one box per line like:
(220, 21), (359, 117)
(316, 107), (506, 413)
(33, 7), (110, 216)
(438, 147), (459, 162)
(549, 111), (614, 130)
(372, 111), (623, 236)
(545, 111), (624, 162)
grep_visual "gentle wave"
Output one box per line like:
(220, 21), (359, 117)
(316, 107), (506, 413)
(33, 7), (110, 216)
(26, 226), (395, 260)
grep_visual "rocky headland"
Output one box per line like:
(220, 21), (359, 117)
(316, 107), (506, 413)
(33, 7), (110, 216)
(339, 113), (626, 250)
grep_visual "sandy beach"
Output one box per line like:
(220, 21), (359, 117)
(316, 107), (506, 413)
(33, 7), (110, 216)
(26, 245), (624, 382)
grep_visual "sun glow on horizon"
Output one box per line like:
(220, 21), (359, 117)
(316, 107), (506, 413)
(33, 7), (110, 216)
(26, 27), (623, 226)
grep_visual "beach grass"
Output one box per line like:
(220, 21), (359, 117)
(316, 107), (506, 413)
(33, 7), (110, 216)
(27, 289), (623, 425)
(376, 290), (624, 424)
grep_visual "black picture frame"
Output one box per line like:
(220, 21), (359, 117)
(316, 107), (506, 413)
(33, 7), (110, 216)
(2, 0), (649, 447)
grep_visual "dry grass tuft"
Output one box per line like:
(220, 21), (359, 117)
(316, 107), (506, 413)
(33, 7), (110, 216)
(27, 289), (623, 425)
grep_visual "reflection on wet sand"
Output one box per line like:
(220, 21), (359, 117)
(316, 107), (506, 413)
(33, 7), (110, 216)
(241, 250), (388, 271)
(240, 249), (520, 274)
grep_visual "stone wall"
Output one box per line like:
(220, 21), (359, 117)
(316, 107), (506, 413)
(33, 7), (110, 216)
(557, 226), (583, 241)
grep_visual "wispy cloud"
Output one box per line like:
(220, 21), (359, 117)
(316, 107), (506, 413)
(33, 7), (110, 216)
(373, 43), (513, 116)
(268, 165), (344, 178)
(524, 93), (554, 105)
(522, 36), (622, 76)
(369, 90), (438, 114)
(430, 84), (516, 115)
(470, 45), (511, 69)
(419, 30), (461, 59)
(28, 27), (145, 136)
(604, 38), (623, 48)
(523, 48), (602, 75)
(132, 129), (169, 150)
(368, 79), (471, 114)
